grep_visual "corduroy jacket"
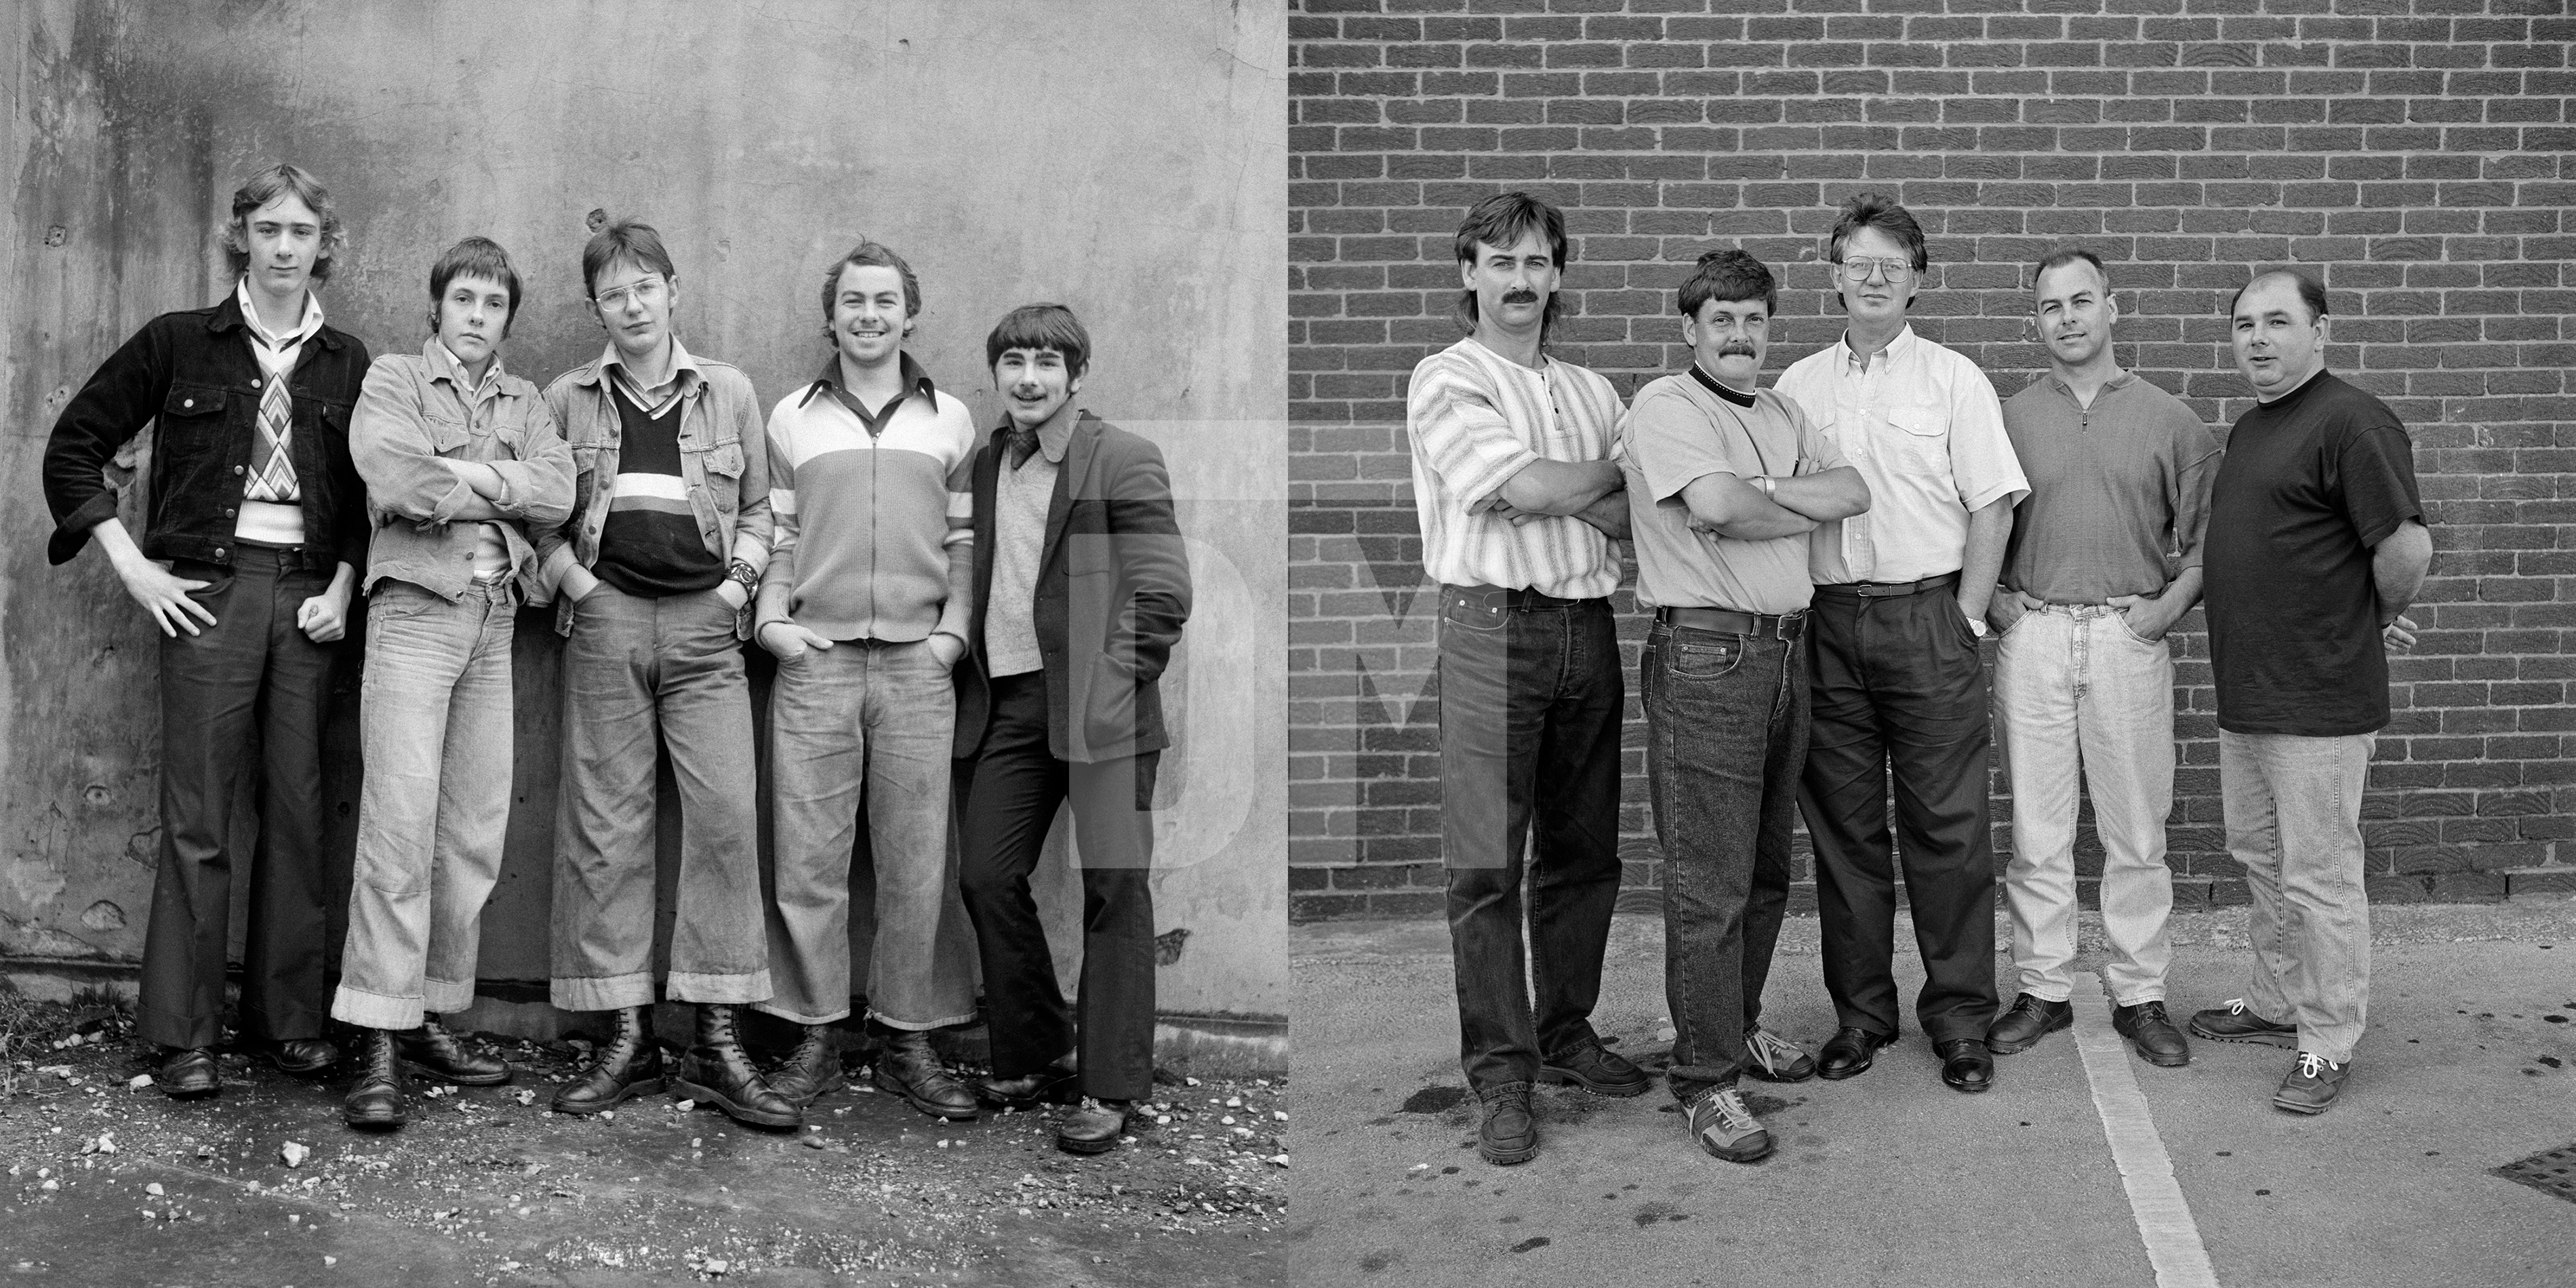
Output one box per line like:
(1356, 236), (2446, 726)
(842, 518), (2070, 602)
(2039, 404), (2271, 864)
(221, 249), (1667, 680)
(43, 291), (372, 572)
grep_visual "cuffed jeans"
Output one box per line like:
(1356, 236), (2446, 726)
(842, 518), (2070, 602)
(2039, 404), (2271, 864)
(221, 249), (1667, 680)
(550, 584), (769, 1011)
(1993, 603), (2177, 1008)
(333, 578), (517, 1030)
(2221, 729), (2375, 1064)
(1800, 581), (2000, 1045)
(1645, 621), (1809, 1100)
(958, 671), (1159, 1103)
(760, 637), (976, 1030)
(1436, 590), (1624, 1093)
(140, 547), (340, 1050)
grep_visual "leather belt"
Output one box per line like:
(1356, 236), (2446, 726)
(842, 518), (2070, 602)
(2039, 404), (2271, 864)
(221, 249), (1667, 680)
(1655, 605), (1807, 641)
(1442, 584), (1596, 611)
(1814, 571), (1962, 599)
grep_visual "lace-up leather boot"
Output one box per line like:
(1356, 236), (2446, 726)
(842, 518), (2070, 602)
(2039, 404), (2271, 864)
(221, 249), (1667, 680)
(398, 1015), (511, 1085)
(763, 1024), (847, 1108)
(871, 1026), (980, 1121)
(671, 1005), (800, 1129)
(342, 1028), (409, 1129)
(550, 1005), (664, 1114)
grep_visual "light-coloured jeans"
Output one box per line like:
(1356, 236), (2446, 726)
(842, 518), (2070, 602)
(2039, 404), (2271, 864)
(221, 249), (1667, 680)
(333, 579), (517, 1030)
(550, 584), (770, 1011)
(758, 638), (977, 1030)
(2221, 728), (2376, 1064)
(1994, 603), (2176, 1007)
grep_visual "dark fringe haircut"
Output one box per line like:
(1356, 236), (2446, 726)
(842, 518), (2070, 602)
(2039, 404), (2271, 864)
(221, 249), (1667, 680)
(222, 163), (348, 284)
(985, 302), (1091, 378)
(1676, 247), (1777, 319)
(428, 236), (525, 338)
(580, 218), (677, 297)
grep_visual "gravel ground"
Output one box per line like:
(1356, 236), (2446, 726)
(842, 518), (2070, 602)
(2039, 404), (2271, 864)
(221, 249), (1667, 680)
(0, 997), (1287, 1287)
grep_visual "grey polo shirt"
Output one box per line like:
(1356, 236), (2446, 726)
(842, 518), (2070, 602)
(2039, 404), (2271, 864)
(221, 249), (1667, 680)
(1998, 370), (2222, 604)
(1617, 367), (1846, 615)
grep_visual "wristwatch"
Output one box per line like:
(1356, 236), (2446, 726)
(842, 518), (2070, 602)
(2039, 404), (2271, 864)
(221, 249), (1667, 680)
(725, 559), (759, 599)
(1752, 475), (1778, 496)
(1968, 616), (1989, 639)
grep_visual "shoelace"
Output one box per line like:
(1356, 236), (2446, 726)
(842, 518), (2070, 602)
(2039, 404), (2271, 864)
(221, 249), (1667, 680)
(2295, 1052), (2337, 1079)
(1700, 1087), (1756, 1131)
(2222, 998), (2252, 1015)
(1746, 1028), (1799, 1074)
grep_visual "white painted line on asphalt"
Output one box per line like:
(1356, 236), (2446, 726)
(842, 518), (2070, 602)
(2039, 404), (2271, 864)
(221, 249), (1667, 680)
(2071, 971), (2221, 1288)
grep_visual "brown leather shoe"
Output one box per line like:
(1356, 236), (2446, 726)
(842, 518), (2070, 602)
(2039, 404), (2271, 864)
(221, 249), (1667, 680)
(551, 1005), (665, 1115)
(1056, 1097), (1129, 1154)
(763, 1024), (848, 1109)
(342, 1028), (407, 1129)
(871, 1027), (979, 1121)
(157, 1047), (220, 1100)
(398, 1015), (511, 1085)
(670, 1005), (801, 1129)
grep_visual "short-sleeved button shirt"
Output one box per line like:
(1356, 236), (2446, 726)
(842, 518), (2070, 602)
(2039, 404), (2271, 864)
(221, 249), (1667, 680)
(1619, 367), (1846, 614)
(2203, 370), (2424, 737)
(1773, 325), (2028, 585)
(1404, 337), (1624, 600)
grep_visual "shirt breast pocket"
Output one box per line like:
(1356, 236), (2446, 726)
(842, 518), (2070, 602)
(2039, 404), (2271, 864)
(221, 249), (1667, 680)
(1887, 404), (1950, 474)
(420, 409), (474, 455)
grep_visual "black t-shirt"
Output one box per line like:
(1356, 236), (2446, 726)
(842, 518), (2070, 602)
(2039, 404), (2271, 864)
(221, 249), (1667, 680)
(593, 384), (726, 597)
(2202, 371), (2423, 736)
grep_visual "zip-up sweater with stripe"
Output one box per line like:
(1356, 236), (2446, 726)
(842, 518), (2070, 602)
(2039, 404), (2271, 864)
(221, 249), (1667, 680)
(755, 355), (977, 643)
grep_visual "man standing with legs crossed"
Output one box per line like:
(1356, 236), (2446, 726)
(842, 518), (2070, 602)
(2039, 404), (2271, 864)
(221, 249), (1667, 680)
(754, 241), (982, 1121)
(1984, 249), (2219, 1069)
(1619, 249), (1868, 1161)
(2190, 270), (2430, 1114)
(1775, 193), (2028, 1095)
(1407, 192), (1639, 1167)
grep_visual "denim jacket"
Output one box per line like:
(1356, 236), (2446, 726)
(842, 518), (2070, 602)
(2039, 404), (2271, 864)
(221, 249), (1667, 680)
(41, 292), (372, 571)
(350, 338), (576, 601)
(535, 340), (772, 637)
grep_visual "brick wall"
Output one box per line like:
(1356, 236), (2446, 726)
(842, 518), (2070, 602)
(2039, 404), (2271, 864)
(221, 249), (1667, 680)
(1288, 0), (2576, 920)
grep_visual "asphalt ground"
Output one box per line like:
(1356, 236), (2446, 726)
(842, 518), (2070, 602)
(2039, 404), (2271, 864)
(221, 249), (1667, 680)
(1288, 900), (2576, 1288)
(0, 1024), (1287, 1287)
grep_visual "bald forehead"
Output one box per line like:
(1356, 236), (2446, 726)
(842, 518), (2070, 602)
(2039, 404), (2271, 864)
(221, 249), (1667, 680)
(2233, 273), (2318, 323)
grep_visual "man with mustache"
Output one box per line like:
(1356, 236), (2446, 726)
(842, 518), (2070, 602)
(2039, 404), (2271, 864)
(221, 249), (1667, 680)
(1617, 248), (1868, 1161)
(1983, 249), (2220, 1070)
(1407, 192), (1636, 1166)
(2189, 269), (2430, 1114)
(1774, 193), (2028, 1094)
(41, 163), (370, 1098)
(751, 241), (982, 1122)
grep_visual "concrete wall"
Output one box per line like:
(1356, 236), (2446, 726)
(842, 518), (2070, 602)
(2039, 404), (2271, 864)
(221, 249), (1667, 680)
(3, 1), (1287, 1044)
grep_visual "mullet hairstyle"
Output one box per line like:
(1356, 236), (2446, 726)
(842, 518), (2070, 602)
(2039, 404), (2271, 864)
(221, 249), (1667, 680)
(2030, 246), (2110, 296)
(984, 303), (1091, 379)
(1451, 190), (1571, 339)
(428, 236), (526, 338)
(818, 239), (923, 338)
(222, 163), (348, 284)
(2226, 268), (2329, 324)
(579, 218), (677, 298)
(1676, 247), (1777, 320)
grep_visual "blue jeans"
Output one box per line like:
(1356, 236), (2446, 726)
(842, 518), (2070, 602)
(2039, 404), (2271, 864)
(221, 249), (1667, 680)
(2221, 729), (2376, 1064)
(1644, 622), (1809, 1099)
(550, 584), (769, 1011)
(759, 638), (976, 1030)
(333, 578), (518, 1030)
(1436, 589), (1624, 1093)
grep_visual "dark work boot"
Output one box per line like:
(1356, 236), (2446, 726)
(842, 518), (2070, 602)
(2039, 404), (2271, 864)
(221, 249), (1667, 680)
(342, 1028), (408, 1130)
(763, 1024), (848, 1109)
(670, 1005), (801, 1129)
(550, 1005), (665, 1115)
(397, 1015), (512, 1085)
(975, 1059), (1080, 1110)
(871, 1026), (980, 1121)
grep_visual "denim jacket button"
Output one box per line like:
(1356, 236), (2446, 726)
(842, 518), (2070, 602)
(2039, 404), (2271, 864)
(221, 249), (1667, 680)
(181, 397), (195, 407)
